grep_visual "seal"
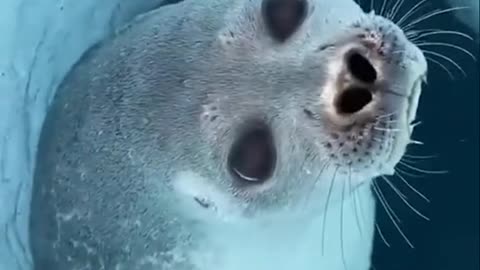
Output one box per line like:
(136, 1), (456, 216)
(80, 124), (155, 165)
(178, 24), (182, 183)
(29, 0), (427, 269)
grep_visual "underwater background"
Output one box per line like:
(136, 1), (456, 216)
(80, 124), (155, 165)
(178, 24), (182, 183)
(364, 0), (479, 269)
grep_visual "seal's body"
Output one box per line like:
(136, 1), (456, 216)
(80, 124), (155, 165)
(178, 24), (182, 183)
(30, 0), (427, 269)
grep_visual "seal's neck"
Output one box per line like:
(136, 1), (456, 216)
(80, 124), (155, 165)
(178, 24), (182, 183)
(185, 183), (376, 270)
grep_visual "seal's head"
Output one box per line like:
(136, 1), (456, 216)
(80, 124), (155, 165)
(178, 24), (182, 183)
(171, 0), (427, 222)
(28, 0), (432, 269)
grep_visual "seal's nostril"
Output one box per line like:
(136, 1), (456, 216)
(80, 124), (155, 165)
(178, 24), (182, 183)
(336, 87), (373, 114)
(347, 52), (377, 83)
(262, 0), (308, 42)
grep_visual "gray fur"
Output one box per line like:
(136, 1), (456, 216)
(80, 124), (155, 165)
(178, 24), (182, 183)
(29, 0), (427, 269)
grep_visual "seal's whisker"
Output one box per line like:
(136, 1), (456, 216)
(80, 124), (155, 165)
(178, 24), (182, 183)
(298, 151), (312, 208)
(376, 110), (399, 119)
(299, 147), (314, 179)
(372, 135), (396, 147)
(395, 0), (429, 27)
(375, 117), (399, 125)
(386, 0), (404, 21)
(405, 30), (423, 39)
(415, 42), (477, 62)
(398, 160), (449, 175)
(340, 171), (348, 270)
(396, 165), (425, 178)
(423, 50), (466, 77)
(409, 139), (425, 145)
(372, 182), (414, 248)
(321, 166), (339, 255)
(394, 169), (430, 203)
(401, 156), (432, 166)
(399, 157), (423, 165)
(381, 175), (430, 221)
(373, 180), (401, 223)
(377, 116), (400, 124)
(374, 126), (401, 132)
(408, 29), (474, 41)
(349, 165), (364, 237)
(424, 56), (455, 79)
(306, 142), (346, 206)
(410, 120), (422, 129)
(379, 0), (389, 17)
(375, 111), (399, 120)
(375, 223), (391, 247)
(403, 153), (438, 159)
(302, 153), (328, 209)
(403, 6), (471, 32)
(400, 156), (436, 167)
(376, 118), (399, 125)
(381, 176), (407, 200)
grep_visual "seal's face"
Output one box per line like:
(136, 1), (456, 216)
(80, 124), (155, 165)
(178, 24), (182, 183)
(174, 0), (427, 222)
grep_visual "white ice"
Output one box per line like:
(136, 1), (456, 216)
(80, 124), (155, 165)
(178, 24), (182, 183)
(0, 1), (166, 269)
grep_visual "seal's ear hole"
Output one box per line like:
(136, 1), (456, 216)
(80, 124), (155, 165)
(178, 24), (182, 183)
(228, 123), (276, 184)
(346, 52), (377, 83)
(262, 0), (308, 42)
(335, 87), (373, 114)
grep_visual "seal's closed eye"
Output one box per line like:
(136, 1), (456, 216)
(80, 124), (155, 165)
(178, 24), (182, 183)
(228, 123), (276, 184)
(262, 0), (308, 42)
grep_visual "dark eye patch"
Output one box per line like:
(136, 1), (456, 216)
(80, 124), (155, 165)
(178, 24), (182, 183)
(262, 0), (308, 42)
(228, 123), (276, 184)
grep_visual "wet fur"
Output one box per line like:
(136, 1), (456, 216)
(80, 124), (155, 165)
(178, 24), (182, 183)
(29, 0), (426, 269)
